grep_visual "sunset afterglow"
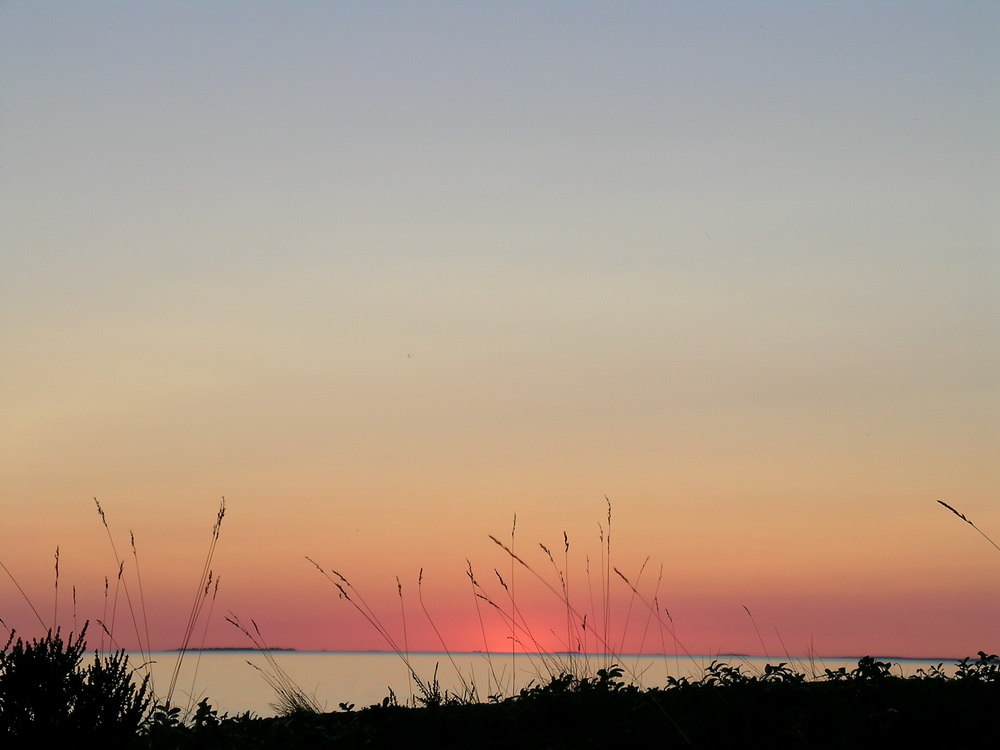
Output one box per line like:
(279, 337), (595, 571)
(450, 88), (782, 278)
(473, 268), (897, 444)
(2, 1), (997, 660)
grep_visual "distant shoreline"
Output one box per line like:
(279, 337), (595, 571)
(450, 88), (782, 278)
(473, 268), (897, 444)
(166, 646), (298, 652)
(156, 648), (962, 661)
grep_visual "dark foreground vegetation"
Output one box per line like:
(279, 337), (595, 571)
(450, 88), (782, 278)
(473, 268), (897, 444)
(2, 626), (998, 749)
(5, 497), (997, 747)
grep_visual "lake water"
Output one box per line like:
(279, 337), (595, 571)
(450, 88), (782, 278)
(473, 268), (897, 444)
(136, 650), (959, 718)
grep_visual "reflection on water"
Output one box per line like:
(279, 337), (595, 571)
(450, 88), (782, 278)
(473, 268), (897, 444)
(139, 650), (961, 718)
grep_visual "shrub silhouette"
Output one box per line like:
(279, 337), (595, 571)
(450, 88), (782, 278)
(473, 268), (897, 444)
(0, 622), (150, 746)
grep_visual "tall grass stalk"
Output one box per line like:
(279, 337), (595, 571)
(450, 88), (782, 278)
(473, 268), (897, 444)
(488, 533), (642, 683)
(307, 560), (433, 700)
(488, 565), (548, 656)
(611, 562), (701, 674)
(417, 568), (474, 700)
(629, 563), (668, 677)
(181, 574), (222, 711)
(473, 573), (533, 650)
(165, 498), (227, 707)
(658, 598), (681, 681)
(937, 500), (1000, 552)
(53, 547), (59, 629)
(396, 576), (414, 704)
(100, 576), (108, 651)
(307, 561), (405, 654)
(614, 557), (648, 654)
(614, 562), (669, 683)
(93, 498), (146, 658)
(743, 605), (771, 662)
(603, 497), (612, 659)
(0, 561), (47, 630)
(314, 558), (535, 703)
(508, 514), (516, 683)
(91, 498), (220, 710)
(585, 554), (596, 655)
(466, 561), (501, 697)
(539, 538), (579, 654)
(561, 533), (573, 650)
(130, 531), (152, 666)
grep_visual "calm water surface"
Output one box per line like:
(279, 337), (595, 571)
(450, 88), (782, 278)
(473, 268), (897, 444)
(138, 650), (960, 718)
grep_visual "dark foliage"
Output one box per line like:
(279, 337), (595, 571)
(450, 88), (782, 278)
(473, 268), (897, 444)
(136, 656), (1000, 749)
(0, 623), (150, 748)
(4, 632), (999, 750)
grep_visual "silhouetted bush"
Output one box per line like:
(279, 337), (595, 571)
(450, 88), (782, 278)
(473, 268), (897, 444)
(0, 622), (150, 747)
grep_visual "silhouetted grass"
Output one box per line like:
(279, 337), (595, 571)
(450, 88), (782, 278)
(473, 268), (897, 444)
(137, 651), (1000, 749)
(1, 497), (227, 737)
(312, 498), (699, 699)
(3, 497), (996, 748)
(226, 614), (322, 716)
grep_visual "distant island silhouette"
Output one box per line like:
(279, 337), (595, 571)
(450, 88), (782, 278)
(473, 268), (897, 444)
(171, 647), (297, 652)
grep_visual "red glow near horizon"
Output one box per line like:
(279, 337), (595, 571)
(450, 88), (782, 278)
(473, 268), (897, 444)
(3, 496), (999, 661)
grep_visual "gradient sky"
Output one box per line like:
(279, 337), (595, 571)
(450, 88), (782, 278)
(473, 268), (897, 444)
(1, 1), (997, 659)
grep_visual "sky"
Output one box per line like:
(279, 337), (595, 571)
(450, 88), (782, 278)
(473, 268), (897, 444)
(1, 0), (998, 659)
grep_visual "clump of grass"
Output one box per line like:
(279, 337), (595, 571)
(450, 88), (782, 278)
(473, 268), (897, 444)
(416, 567), (475, 701)
(226, 615), (322, 715)
(165, 499), (227, 709)
(316, 499), (702, 702)
(483, 505), (695, 689)
(93, 498), (149, 659)
(2, 497), (230, 729)
(90, 497), (228, 715)
(306, 560), (477, 707)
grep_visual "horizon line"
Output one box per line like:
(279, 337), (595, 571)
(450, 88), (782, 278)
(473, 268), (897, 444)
(150, 648), (967, 661)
